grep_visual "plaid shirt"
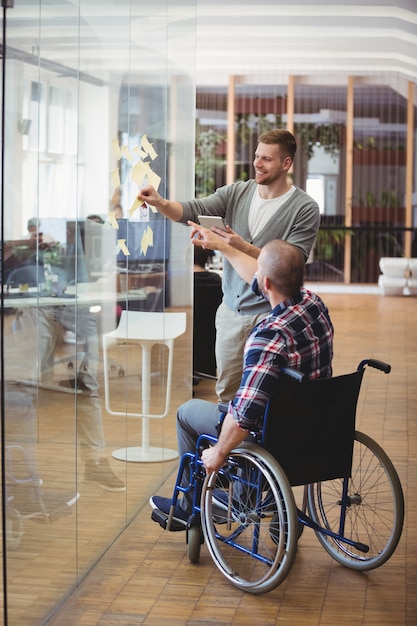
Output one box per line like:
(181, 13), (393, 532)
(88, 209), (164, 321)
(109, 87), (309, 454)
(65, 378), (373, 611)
(228, 288), (334, 431)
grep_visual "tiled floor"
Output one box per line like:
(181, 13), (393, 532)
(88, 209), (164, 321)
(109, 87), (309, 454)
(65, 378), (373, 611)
(26, 294), (417, 624)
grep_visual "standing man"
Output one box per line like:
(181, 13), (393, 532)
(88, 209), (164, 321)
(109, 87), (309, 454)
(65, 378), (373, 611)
(138, 129), (320, 402)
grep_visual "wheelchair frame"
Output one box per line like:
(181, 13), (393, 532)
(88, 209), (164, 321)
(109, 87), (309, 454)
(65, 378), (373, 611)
(152, 359), (404, 594)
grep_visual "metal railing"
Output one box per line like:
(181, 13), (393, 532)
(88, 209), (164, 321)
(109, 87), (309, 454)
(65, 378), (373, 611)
(305, 223), (417, 284)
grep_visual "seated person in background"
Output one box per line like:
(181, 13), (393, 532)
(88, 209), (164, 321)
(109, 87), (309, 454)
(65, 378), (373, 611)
(193, 246), (222, 286)
(25, 217), (56, 245)
(2, 220), (57, 281)
(4, 383), (79, 519)
(87, 214), (105, 224)
(6, 259), (125, 493)
(150, 237), (334, 527)
(193, 246), (222, 383)
(2, 238), (39, 279)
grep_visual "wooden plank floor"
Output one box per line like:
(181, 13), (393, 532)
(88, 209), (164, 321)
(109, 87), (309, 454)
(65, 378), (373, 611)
(39, 294), (417, 625)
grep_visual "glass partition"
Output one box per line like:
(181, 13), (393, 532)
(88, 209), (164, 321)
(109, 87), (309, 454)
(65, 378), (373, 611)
(1, 1), (196, 623)
(351, 80), (409, 282)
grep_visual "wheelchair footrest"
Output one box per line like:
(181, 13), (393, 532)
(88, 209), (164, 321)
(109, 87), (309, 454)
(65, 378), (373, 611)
(151, 508), (187, 532)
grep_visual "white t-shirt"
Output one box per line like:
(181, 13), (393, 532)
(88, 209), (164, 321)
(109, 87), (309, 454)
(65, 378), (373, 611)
(248, 185), (296, 239)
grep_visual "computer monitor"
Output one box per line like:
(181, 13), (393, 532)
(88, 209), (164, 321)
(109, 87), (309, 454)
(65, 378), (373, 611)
(63, 220), (90, 283)
(83, 219), (118, 274)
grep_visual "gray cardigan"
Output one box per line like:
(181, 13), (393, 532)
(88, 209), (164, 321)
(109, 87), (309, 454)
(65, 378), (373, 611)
(181, 180), (320, 315)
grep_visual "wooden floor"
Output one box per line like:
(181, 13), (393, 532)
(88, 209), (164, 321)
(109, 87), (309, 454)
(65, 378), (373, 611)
(29, 294), (417, 624)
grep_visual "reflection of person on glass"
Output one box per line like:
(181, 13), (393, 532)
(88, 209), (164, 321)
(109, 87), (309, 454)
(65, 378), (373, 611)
(7, 252), (127, 493)
(110, 204), (123, 220)
(27, 302), (125, 492)
(25, 217), (56, 245)
(137, 129), (320, 403)
(150, 238), (334, 526)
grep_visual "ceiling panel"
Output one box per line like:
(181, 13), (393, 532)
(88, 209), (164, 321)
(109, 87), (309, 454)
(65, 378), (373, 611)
(3, 0), (417, 87)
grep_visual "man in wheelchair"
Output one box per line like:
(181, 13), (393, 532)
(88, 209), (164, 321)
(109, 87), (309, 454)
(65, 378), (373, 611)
(150, 237), (334, 527)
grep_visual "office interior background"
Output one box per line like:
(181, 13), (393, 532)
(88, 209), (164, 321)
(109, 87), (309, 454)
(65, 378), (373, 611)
(1, 1), (416, 624)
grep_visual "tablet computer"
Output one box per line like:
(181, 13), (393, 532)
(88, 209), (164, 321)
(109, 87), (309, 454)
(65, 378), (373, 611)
(198, 215), (227, 232)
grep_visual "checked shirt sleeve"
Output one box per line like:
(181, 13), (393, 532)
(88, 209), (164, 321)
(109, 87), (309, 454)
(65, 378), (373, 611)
(228, 325), (284, 432)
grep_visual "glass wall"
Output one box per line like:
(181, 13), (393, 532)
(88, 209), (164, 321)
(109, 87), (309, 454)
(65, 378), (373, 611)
(196, 76), (417, 284)
(1, 2), (196, 624)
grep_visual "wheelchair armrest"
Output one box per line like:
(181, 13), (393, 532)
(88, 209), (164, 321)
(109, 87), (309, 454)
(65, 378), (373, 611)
(218, 402), (229, 413)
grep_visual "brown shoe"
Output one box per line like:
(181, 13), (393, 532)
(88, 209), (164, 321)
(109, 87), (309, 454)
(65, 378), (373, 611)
(84, 458), (126, 492)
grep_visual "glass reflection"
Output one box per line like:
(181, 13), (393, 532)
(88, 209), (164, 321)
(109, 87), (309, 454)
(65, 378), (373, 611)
(2, 1), (195, 623)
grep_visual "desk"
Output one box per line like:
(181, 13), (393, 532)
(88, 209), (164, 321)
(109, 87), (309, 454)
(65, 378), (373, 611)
(3, 286), (148, 309)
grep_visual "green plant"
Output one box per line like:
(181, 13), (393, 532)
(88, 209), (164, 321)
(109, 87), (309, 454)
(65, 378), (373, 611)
(315, 228), (353, 262)
(365, 136), (377, 149)
(195, 127), (225, 197)
(354, 189), (399, 209)
(236, 113), (283, 147)
(295, 123), (341, 161)
(42, 243), (62, 266)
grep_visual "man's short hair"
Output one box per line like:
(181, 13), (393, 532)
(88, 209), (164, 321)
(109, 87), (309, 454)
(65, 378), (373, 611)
(27, 217), (40, 229)
(258, 129), (297, 161)
(194, 246), (214, 269)
(260, 240), (304, 298)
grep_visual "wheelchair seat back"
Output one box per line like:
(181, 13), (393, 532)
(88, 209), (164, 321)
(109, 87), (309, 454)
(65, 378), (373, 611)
(261, 369), (364, 486)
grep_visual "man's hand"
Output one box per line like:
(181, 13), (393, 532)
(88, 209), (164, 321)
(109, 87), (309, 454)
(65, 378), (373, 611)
(201, 413), (247, 475)
(188, 220), (227, 252)
(137, 185), (162, 208)
(188, 220), (249, 252)
(189, 220), (258, 285)
(201, 445), (228, 475)
(137, 186), (184, 221)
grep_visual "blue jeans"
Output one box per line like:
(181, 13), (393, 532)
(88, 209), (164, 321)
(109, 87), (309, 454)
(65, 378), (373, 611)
(176, 399), (256, 513)
(176, 399), (220, 512)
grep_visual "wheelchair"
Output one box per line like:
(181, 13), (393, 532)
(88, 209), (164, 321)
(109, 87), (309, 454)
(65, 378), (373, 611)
(152, 359), (404, 594)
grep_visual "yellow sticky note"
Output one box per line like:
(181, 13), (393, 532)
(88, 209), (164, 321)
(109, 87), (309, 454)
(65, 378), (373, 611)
(129, 197), (141, 218)
(141, 134), (158, 160)
(112, 139), (121, 158)
(131, 160), (148, 186)
(133, 145), (148, 160)
(111, 168), (120, 189)
(146, 225), (154, 247)
(141, 160), (152, 176)
(121, 145), (133, 161)
(140, 226), (154, 256)
(147, 169), (161, 192)
(108, 211), (119, 229)
(140, 232), (149, 256)
(117, 239), (130, 256)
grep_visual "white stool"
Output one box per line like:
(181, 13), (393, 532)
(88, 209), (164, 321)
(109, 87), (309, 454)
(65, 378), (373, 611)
(407, 259), (417, 295)
(102, 310), (186, 462)
(378, 257), (408, 296)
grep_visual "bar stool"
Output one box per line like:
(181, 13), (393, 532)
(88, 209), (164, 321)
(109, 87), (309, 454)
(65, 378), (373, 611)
(102, 310), (186, 462)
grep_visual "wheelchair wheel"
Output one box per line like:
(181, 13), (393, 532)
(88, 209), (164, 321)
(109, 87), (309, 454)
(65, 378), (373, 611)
(187, 524), (203, 563)
(201, 443), (298, 594)
(307, 430), (404, 571)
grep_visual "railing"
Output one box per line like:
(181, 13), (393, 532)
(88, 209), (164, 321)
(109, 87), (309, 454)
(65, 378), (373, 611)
(305, 223), (417, 284)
